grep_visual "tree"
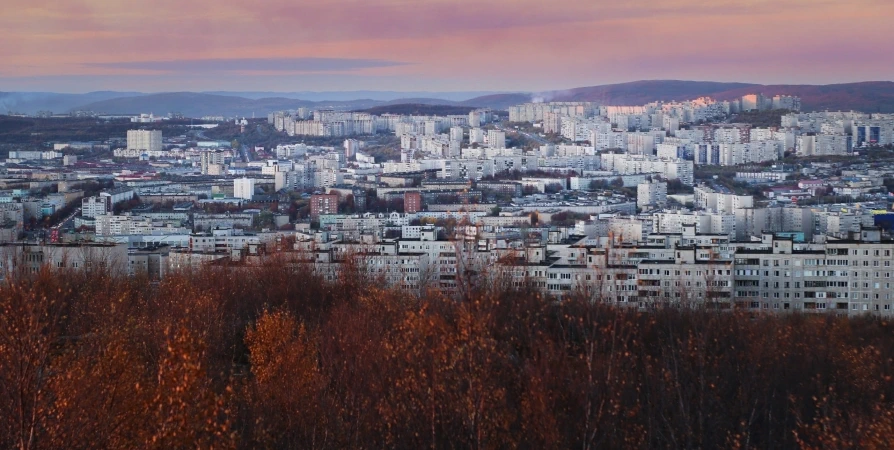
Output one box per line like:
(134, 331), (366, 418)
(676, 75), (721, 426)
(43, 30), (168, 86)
(530, 212), (539, 226)
(589, 179), (609, 191)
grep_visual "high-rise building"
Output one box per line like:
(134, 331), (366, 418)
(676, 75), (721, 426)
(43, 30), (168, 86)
(234, 178), (255, 200)
(469, 128), (485, 144)
(200, 150), (226, 175)
(487, 130), (506, 149)
(404, 191), (422, 213)
(449, 126), (464, 143)
(126, 130), (162, 152)
(310, 194), (339, 220)
(344, 139), (362, 159)
(81, 196), (110, 218)
(637, 180), (667, 209)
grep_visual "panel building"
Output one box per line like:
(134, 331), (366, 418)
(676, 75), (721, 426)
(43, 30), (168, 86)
(126, 130), (162, 152)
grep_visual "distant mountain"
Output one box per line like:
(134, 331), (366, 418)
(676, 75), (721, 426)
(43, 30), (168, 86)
(544, 80), (758, 104)
(356, 104), (477, 116)
(203, 90), (502, 102)
(708, 82), (894, 113)
(73, 92), (390, 117)
(459, 93), (531, 110)
(4, 81), (893, 118)
(0, 91), (144, 115)
(72, 93), (498, 117)
(527, 80), (894, 113)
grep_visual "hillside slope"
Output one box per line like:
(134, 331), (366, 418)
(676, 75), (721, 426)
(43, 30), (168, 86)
(15, 80), (891, 117)
(711, 82), (894, 113)
(476, 80), (894, 112)
(549, 80), (757, 104)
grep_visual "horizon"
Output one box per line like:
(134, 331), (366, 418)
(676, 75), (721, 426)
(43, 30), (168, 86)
(3, 0), (893, 92)
(4, 79), (894, 97)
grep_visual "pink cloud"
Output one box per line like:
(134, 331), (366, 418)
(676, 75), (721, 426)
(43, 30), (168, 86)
(1, 0), (892, 91)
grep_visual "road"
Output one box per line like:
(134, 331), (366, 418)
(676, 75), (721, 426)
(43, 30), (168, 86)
(52, 206), (80, 230)
(518, 129), (549, 145)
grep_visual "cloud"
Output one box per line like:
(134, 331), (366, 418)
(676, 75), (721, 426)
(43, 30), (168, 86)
(3, 0), (893, 90)
(83, 57), (408, 73)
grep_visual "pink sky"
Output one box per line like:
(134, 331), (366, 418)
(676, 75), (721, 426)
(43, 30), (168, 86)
(2, 0), (892, 92)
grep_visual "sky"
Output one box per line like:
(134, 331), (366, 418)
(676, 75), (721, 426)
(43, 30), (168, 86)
(1, 0), (893, 93)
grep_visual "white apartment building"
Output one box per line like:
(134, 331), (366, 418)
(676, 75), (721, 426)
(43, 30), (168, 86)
(626, 132), (656, 155)
(275, 169), (308, 192)
(200, 150), (226, 174)
(469, 128), (486, 144)
(637, 180), (667, 210)
(694, 185), (753, 214)
(126, 129), (162, 152)
(713, 126), (749, 144)
(600, 153), (694, 186)
(653, 211), (735, 237)
(440, 159), (495, 180)
(234, 178), (255, 200)
(189, 228), (264, 253)
(487, 130), (506, 149)
(449, 126), (464, 143)
(94, 214), (156, 236)
(717, 141), (783, 165)
(81, 196), (110, 218)
(797, 134), (851, 156)
(0, 243), (129, 278)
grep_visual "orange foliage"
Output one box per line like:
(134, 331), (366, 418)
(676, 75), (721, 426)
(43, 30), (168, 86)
(0, 262), (892, 448)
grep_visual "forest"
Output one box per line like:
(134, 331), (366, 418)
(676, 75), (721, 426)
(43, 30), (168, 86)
(1, 258), (892, 449)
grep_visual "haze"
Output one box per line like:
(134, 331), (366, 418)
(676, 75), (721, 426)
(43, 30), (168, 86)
(2, 0), (892, 93)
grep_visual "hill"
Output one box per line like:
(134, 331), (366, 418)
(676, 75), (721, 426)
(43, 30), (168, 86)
(460, 92), (531, 109)
(74, 92), (318, 117)
(546, 80), (758, 104)
(203, 90), (502, 101)
(74, 93), (493, 117)
(474, 80), (894, 113)
(356, 103), (477, 116)
(5, 80), (894, 118)
(711, 81), (894, 113)
(0, 91), (145, 115)
(74, 93), (473, 117)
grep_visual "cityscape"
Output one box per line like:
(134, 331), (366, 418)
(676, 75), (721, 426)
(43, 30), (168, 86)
(3, 94), (894, 315)
(2, 0), (894, 448)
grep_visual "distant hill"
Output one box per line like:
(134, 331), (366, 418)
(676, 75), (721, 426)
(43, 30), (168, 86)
(4, 80), (893, 118)
(532, 80), (894, 113)
(73, 93), (489, 117)
(0, 91), (145, 115)
(546, 80), (758, 104)
(74, 93), (395, 117)
(709, 82), (894, 113)
(472, 80), (894, 113)
(203, 90), (502, 102)
(460, 93), (531, 109)
(356, 104), (477, 116)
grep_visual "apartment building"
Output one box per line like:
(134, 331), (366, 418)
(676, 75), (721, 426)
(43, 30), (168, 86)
(310, 194), (339, 220)
(486, 130), (506, 149)
(404, 191), (422, 213)
(637, 180), (667, 209)
(126, 129), (162, 152)
(0, 242), (128, 278)
(81, 196), (108, 219)
(694, 185), (753, 214)
(600, 153), (694, 185)
(234, 178), (255, 200)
